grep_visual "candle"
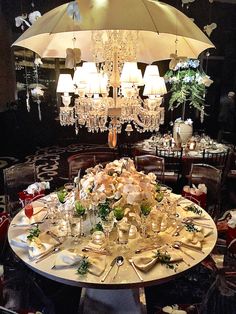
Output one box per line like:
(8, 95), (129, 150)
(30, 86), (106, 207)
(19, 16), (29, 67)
(92, 231), (105, 245)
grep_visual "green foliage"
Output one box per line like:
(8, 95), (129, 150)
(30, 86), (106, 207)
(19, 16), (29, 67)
(56, 189), (68, 203)
(140, 202), (152, 216)
(113, 206), (124, 221)
(27, 225), (40, 241)
(98, 199), (112, 221)
(77, 256), (90, 275)
(186, 204), (202, 216)
(164, 59), (212, 117)
(90, 222), (104, 234)
(155, 250), (175, 270)
(75, 200), (86, 216)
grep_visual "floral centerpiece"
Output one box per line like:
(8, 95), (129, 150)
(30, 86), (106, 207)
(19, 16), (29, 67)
(77, 158), (160, 223)
(165, 58), (213, 121)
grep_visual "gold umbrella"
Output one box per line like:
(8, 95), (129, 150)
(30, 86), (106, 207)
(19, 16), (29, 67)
(12, 0), (214, 63)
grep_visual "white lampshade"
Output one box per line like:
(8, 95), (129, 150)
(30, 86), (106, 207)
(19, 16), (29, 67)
(56, 74), (74, 93)
(85, 73), (108, 95)
(143, 76), (167, 96)
(121, 62), (139, 84)
(82, 62), (97, 74)
(134, 69), (144, 86)
(143, 65), (160, 83)
(73, 66), (87, 86)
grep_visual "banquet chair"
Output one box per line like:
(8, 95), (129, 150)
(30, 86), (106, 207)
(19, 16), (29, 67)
(135, 155), (165, 183)
(188, 163), (222, 218)
(155, 148), (183, 185)
(203, 148), (230, 171)
(93, 151), (119, 166)
(3, 162), (37, 217)
(67, 153), (96, 181)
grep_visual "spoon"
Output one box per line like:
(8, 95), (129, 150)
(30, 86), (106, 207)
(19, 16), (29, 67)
(35, 246), (61, 263)
(172, 243), (195, 260)
(182, 218), (213, 229)
(174, 241), (204, 254)
(112, 256), (124, 280)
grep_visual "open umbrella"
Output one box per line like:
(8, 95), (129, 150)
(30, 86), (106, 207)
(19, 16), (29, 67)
(12, 0), (214, 63)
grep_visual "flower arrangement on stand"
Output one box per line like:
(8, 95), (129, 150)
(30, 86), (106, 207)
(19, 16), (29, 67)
(165, 59), (213, 122)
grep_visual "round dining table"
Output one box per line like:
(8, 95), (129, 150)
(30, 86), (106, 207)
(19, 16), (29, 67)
(8, 193), (218, 313)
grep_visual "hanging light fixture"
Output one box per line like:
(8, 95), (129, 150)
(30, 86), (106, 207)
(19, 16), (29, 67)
(57, 30), (167, 142)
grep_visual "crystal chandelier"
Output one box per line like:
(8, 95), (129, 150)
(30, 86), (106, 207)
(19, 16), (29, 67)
(57, 30), (167, 146)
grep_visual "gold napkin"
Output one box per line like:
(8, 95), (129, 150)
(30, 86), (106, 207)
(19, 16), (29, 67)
(180, 226), (212, 248)
(54, 250), (107, 276)
(28, 237), (53, 259)
(28, 232), (58, 259)
(87, 254), (107, 276)
(132, 251), (183, 272)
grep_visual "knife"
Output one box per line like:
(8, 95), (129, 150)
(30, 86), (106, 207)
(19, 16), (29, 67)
(101, 257), (117, 282)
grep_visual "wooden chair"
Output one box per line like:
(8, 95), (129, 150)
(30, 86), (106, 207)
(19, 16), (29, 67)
(3, 162), (37, 217)
(188, 163), (222, 218)
(93, 151), (119, 166)
(67, 153), (96, 181)
(135, 155), (165, 183)
(155, 148), (183, 184)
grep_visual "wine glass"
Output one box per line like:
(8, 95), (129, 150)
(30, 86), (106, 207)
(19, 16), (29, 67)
(64, 182), (74, 193)
(24, 199), (34, 220)
(140, 203), (152, 238)
(74, 200), (86, 237)
(56, 189), (68, 204)
(101, 215), (114, 248)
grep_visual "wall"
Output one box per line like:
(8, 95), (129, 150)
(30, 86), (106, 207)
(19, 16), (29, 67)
(0, 6), (16, 112)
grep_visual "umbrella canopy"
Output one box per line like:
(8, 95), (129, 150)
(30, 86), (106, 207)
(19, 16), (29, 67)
(12, 0), (214, 63)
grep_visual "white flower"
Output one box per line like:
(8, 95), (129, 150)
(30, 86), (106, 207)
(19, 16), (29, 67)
(31, 87), (44, 97)
(185, 118), (193, 125)
(15, 14), (31, 28)
(34, 57), (43, 66)
(28, 11), (41, 24)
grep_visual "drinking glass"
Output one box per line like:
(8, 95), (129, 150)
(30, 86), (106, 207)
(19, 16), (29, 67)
(117, 220), (131, 244)
(24, 202), (34, 220)
(64, 182), (75, 193)
(101, 217), (114, 248)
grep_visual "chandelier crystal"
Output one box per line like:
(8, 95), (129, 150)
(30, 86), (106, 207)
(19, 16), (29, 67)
(58, 30), (167, 141)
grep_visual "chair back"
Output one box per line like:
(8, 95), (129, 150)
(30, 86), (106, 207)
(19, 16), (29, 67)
(93, 151), (119, 166)
(135, 155), (165, 182)
(67, 153), (96, 181)
(3, 162), (37, 216)
(203, 149), (229, 171)
(156, 148), (183, 183)
(188, 163), (222, 218)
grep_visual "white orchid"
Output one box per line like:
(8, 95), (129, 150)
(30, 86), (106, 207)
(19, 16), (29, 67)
(28, 11), (41, 24)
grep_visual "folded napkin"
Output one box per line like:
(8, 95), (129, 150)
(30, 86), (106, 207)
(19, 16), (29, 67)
(28, 237), (53, 259)
(54, 250), (106, 276)
(180, 226), (212, 248)
(11, 233), (28, 248)
(132, 251), (183, 272)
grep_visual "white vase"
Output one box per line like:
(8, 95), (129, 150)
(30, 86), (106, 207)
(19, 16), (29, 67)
(173, 120), (193, 144)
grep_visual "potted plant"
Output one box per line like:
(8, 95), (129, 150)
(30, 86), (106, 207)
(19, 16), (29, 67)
(165, 58), (213, 143)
